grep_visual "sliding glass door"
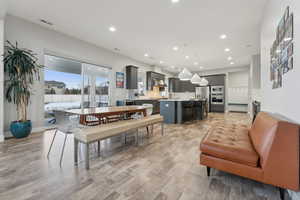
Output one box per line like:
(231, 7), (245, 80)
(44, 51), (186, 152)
(82, 63), (110, 108)
(44, 55), (110, 127)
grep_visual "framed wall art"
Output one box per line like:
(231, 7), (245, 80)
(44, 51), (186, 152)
(116, 72), (124, 88)
(270, 6), (294, 89)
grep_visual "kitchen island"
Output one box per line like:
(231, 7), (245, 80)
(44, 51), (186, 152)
(159, 99), (207, 124)
(119, 98), (167, 114)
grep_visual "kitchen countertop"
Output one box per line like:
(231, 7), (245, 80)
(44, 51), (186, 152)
(159, 99), (207, 102)
(125, 98), (168, 101)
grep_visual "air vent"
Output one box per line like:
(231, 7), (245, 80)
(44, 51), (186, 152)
(40, 19), (53, 26)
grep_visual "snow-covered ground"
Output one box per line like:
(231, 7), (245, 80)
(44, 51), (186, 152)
(44, 102), (81, 112)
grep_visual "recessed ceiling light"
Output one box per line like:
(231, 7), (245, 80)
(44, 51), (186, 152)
(225, 48), (231, 52)
(194, 62), (199, 66)
(199, 66), (204, 69)
(172, 46), (179, 51)
(159, 61), (164, 64)
(109, 26), (116, 32)
(227, 56), (232, 61)
(171, 0), (180, 3)
(144, 53), (149, 57)
(185, 56), (190, 59)
(220, 34), (227, 39)
(230, 62), (235, 65)
(171, 66), (175, 69)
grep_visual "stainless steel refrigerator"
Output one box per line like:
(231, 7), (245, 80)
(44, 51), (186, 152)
(195, 86), (210, 111)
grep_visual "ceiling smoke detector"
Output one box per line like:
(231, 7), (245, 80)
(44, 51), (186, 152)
(40, 19), (53, 26)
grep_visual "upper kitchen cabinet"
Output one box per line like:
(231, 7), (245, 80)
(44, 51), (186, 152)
(181, 80), (197, 92)
(169, 78), (197, 92)
(146, 71), (165, 90)
(126, 65), (138, 89)
(169, 78), (181, 92)
(205, 74), (225, 86)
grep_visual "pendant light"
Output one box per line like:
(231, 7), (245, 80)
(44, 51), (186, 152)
(199, 77), (209, 86)
(191, 73), (202, 84)
(178, 68), (193, 81)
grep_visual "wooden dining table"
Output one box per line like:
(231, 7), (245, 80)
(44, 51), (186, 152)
(65, 106), (147, 125)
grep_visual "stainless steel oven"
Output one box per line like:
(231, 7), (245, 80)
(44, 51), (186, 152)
(211, 86), (224, 105)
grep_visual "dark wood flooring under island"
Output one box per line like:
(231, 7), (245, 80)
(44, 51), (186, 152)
(0, 113), (282, 200)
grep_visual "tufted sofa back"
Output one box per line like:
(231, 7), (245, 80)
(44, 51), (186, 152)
(249, 112), (279, 168)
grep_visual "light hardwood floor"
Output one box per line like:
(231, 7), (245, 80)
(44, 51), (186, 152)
(0, 113), (282, 200)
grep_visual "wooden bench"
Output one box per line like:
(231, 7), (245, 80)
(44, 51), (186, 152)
(74, 114), (164, 169)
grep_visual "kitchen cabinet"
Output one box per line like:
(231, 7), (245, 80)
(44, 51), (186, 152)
(204, 74), (225, 113)
(146, 71), (165, 90)
(204, 74), (225, 86)
(169, 78), (197, 92)
(126, 65), (138, 89)
(169, 78), (181, 92)
(159, 101), (177, 123)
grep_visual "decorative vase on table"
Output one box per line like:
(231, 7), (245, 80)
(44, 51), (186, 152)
(3, 41), (43, 139)
(10, 120), (32, 139)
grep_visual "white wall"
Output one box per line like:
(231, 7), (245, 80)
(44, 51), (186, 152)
(228, 71), (249, 87)
(248, 54), (261, 115)
(261, 0), (300, 121)
(198, 66), (250, 77)
(228, 70), (249, 112)
(0, 19), (4, 142)
(261, 0), (300, 199)
(251, 54), (261, 90)
(250, 54), (262, 101)
(3, 15), (154, 137)
(0, 0), (7, 20)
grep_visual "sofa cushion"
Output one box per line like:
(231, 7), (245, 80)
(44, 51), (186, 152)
(249, 112), (279, 167)
(200, 123), (259, 167)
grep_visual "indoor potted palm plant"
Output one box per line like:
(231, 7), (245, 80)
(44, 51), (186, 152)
(3, 41), (42, 138)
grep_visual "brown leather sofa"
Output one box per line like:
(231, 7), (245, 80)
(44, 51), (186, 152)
(200, 112), (299, 200)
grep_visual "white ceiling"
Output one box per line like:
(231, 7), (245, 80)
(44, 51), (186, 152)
(6, 0), (267, 72)
(0, 0), (7, 19)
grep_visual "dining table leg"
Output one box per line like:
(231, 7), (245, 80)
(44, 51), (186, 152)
(80, 115), (87, 125)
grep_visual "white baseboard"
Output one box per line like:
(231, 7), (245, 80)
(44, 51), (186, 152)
(4, 126), (46, 139)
